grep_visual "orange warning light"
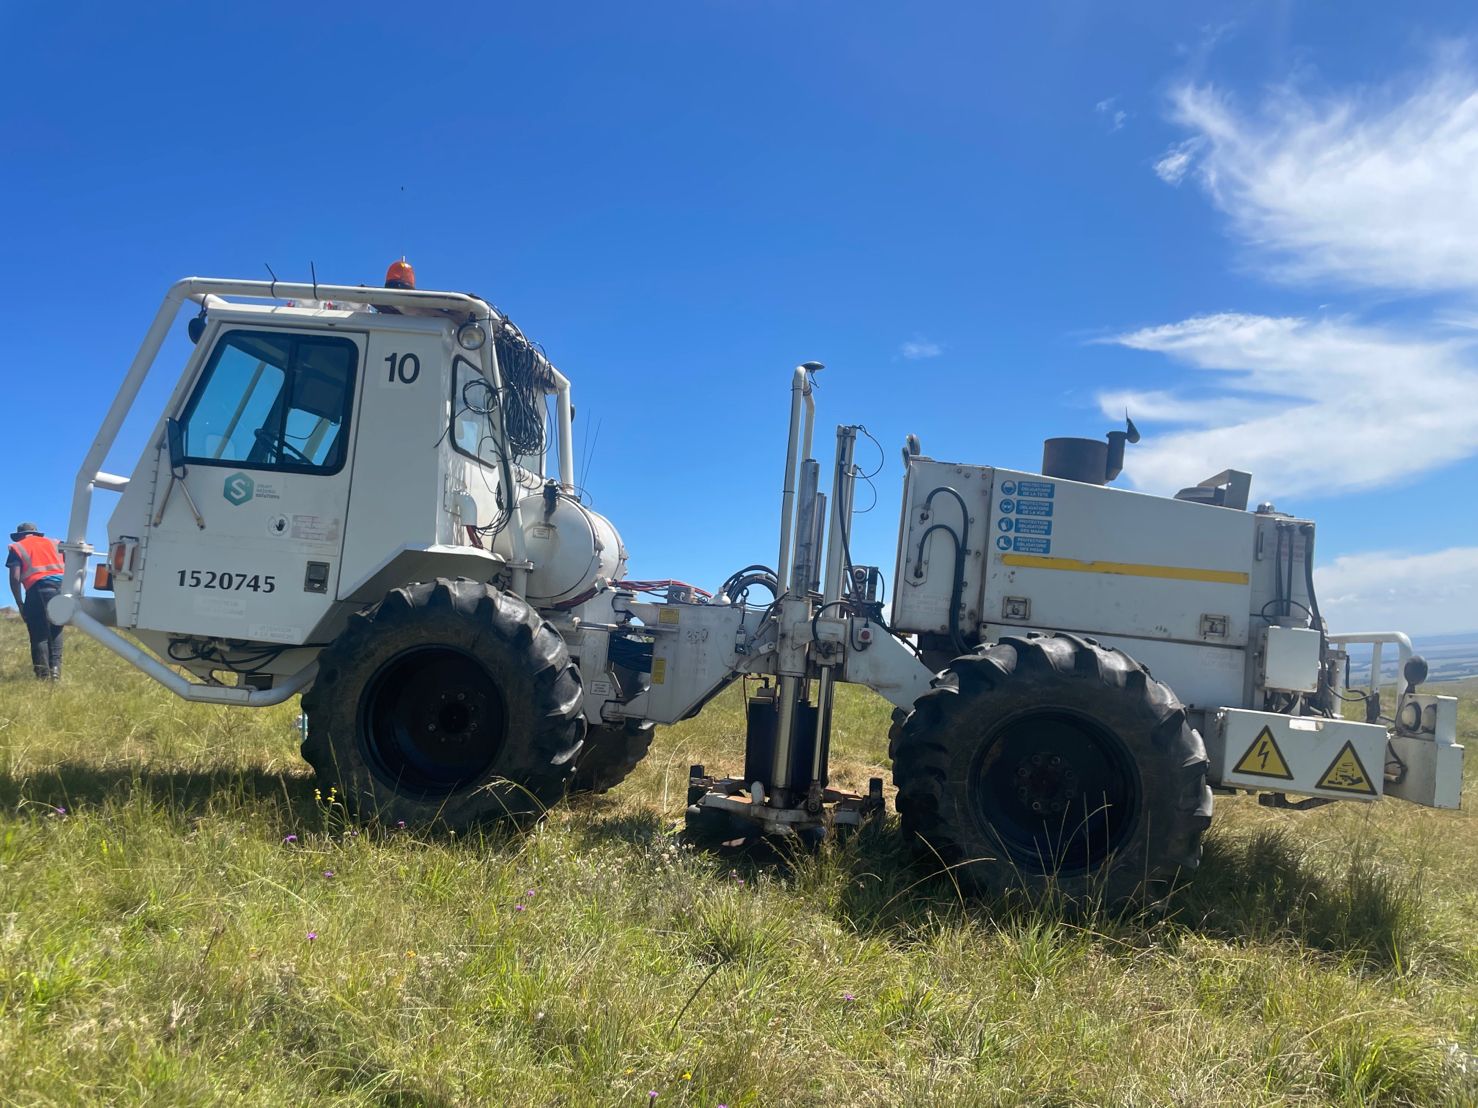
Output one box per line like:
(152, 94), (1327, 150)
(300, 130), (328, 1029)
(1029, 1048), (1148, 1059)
(385, 258), (416, 290)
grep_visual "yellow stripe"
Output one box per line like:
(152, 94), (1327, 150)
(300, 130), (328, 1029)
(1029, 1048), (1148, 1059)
(1000, 553), (1249, 585)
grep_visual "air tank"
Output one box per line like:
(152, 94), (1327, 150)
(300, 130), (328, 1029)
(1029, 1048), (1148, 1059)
(494, 493), (627, 607)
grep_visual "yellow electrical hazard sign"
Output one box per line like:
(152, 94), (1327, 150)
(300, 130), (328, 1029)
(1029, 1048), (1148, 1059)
(1232, 726), (1294, 780)
(1316, 741), (1377, 796)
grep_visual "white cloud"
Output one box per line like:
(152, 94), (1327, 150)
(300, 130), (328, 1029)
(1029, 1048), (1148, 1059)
(899, 338), (943, 360)
(1153, 139), (1199, 184)
(1099, 313), (1478, 498)
(1315, 547), (1478, 635)
(1095, 386), (1263, 425)
(1157, 60), (1478, 292)
(1095, 97), (1128, 133)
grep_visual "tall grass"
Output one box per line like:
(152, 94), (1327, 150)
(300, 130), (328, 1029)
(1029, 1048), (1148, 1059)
(1, 619), (1475, 1105)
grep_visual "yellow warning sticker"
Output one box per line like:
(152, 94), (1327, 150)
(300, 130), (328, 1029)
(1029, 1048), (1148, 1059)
(1316, 740), (1377, 796)
(1232, 726), (1294, 780)
(658, 608), (681, 626)
(651, 658), (667, 685)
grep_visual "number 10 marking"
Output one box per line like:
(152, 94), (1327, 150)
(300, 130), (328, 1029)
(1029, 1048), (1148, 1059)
(385, 352), (420, 384)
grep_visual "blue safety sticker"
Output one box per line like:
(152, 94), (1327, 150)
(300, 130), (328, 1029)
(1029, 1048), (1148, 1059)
(997, 518), (1014, 532)
(996, 535), (1012, 551)
(1012, 536), (1051, 554)
(1000, 480), (1017, 495)
(998, 498), (1015, 514)
(1011, 518), (1052, 536)
(1014, 499), (1053, 518)
(1016, 480), (1054, 499)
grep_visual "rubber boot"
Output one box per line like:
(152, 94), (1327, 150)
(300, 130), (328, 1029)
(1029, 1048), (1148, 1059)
(34, 667), (51, 681)
(50, 667), (61, 682)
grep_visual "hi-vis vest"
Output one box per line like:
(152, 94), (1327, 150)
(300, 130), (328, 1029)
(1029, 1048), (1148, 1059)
(8, 534), (65, 589)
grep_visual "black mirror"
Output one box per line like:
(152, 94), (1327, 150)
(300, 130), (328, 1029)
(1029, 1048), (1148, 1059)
(165, 417), (186, 471)
(187, 312), (207, 344)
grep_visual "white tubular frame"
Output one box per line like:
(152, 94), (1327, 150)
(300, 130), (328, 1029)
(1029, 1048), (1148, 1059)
(1327, 631), (1414, 694)
(53, 277), (575, 705)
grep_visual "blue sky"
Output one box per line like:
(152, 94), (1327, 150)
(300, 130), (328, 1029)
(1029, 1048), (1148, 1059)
(5, 2), (1478, 633)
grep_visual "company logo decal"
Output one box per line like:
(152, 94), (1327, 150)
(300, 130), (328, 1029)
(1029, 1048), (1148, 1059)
(224, 472), (255, 506)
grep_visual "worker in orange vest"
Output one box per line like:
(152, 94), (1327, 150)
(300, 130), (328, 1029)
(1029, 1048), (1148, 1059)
(7, 522), (66, 680)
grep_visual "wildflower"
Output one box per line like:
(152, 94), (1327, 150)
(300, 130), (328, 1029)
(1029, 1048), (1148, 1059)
(322, 870), (335, 879)
(306, 931), (318, 941)
(405, 950), (416, 958)
(648, 1093), (657, 1101)
(526, 888), (537, 897)
(842, 992), (855, 1002)
(283, 834), (298, 844)
(314, 788), (322, 801)
(514, 903), (526, 912)
(395, 820), (406, 829)
(53, 806), (67, 816)
(681, 1071), (692, 1081)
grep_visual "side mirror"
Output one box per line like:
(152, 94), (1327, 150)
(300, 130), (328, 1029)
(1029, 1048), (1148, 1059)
(165, 417), (186, 472)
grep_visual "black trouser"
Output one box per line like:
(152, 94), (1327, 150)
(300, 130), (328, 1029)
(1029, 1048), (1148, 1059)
(22, 582), (63, 679)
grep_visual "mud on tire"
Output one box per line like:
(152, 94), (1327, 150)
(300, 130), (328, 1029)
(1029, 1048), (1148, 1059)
(892, 632), (1213, 905)
(301, 578), (584, 829)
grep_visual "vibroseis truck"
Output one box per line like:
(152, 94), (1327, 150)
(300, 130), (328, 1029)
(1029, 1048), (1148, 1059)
(49, 273), (1464, 901)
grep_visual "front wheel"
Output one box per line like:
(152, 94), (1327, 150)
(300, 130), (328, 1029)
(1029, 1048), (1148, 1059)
(301, 578), (584, 828)
(892, 633), (1212, 905)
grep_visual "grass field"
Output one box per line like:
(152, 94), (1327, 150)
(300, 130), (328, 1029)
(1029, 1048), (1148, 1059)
(1, 619), (1476, 1106)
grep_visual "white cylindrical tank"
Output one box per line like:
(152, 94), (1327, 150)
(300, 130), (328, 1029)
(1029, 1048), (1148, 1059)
(495, 493), (627, 607)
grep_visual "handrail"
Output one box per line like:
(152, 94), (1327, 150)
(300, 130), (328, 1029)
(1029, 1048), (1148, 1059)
(1327, 630), (1414, 691)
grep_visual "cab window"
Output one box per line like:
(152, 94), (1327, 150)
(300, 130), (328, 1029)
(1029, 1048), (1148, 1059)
(181, 330), (357, 473)
(451, 356), (500, 467)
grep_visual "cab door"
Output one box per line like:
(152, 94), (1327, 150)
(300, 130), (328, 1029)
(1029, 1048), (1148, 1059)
(133, 326), (363, 646)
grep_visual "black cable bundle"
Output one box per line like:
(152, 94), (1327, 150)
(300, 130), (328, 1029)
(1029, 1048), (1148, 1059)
(494, 324), (552, 458)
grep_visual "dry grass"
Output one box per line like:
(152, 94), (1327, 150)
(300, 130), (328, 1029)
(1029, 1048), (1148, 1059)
(1, 622), (1476, 1106)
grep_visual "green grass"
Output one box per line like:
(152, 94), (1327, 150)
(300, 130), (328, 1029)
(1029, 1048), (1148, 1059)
(1, 619), (1476, 1106)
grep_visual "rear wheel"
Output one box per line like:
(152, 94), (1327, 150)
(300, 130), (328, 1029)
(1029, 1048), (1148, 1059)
(301, 578), (584, 828)
(892, 633), (1212, 905)
(571, 719), (656, 794)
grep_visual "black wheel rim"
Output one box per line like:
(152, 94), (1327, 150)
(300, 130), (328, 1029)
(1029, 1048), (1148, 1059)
(359, 646), (507, 795)
(970, 708), (1138, 875)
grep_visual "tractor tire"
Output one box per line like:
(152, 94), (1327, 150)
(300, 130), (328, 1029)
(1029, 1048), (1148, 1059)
(892, 632), (1212, 905)
(571, 719), (656, 794)
(300, 578), (584, 829)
